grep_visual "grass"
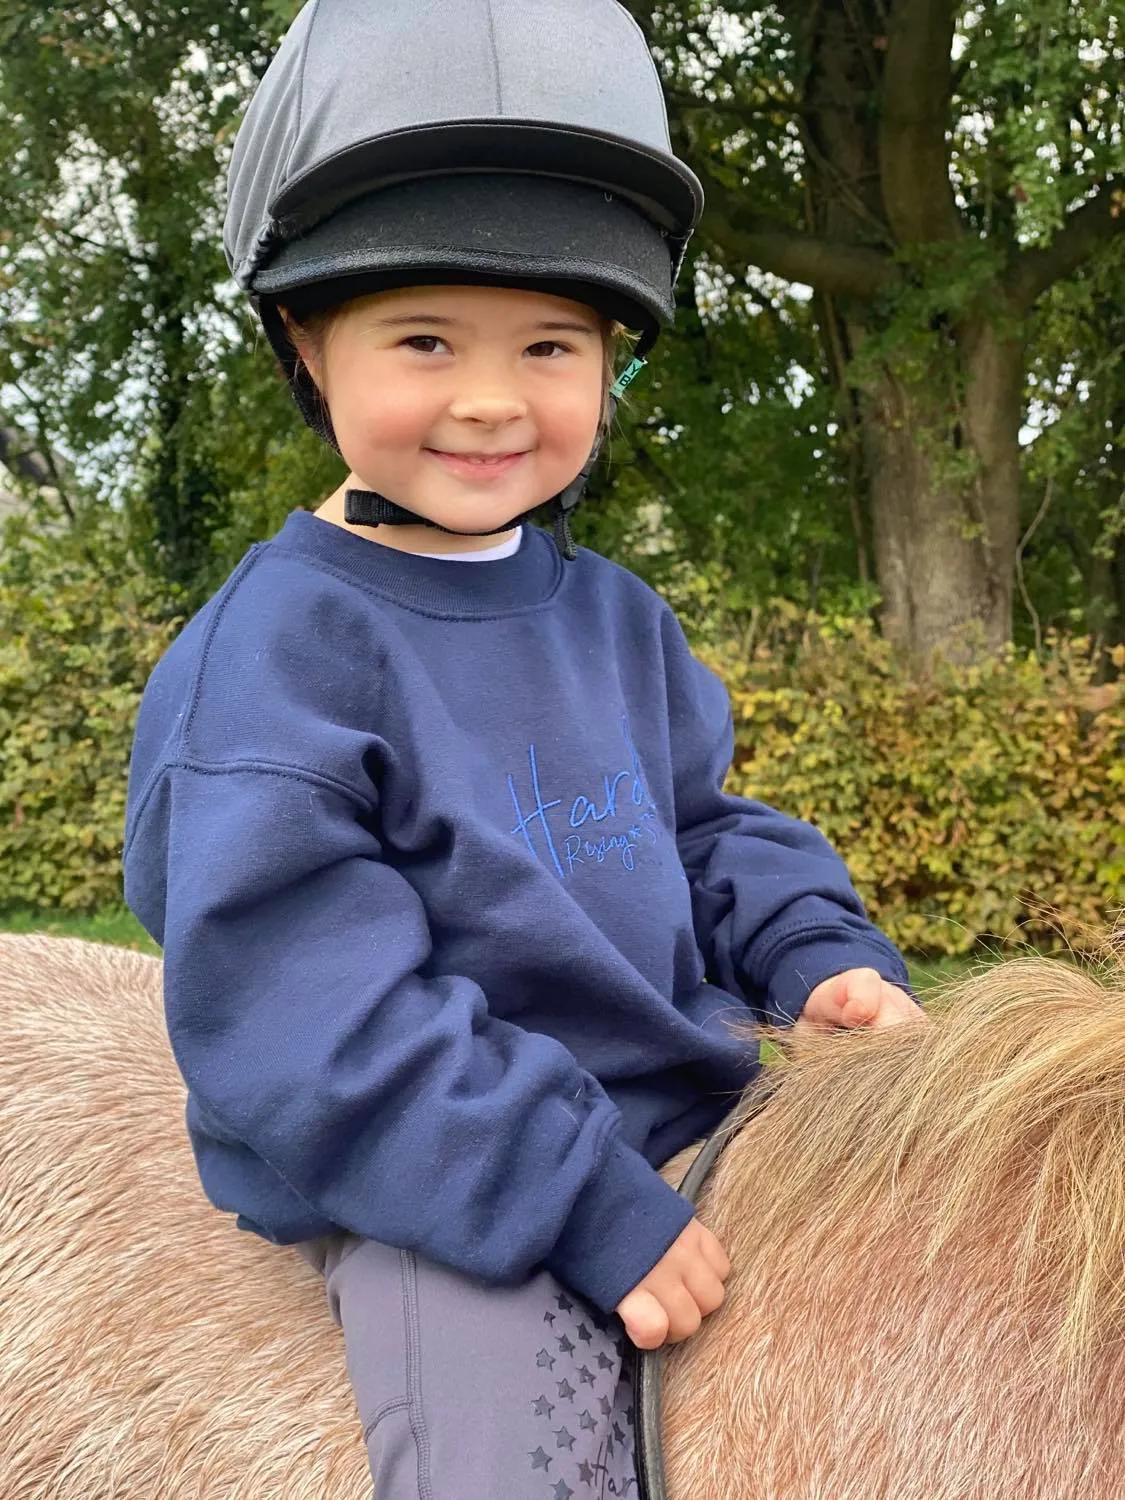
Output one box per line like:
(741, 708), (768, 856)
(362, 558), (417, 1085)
(0, 904), (985, 991)
(907, 952), (986, 995)
(0, 904), (160, 954)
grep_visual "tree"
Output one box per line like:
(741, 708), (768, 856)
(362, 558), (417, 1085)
(583, 244), (879, 630)
(1015, 242), (1125, 653)
(625, 0), (1125, 654)
(0, 0), (316, 609)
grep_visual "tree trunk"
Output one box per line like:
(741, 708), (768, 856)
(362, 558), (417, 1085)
(856, 317), (1025, 654)
(1112, 540), (1125, 655)
(1093, 401), (1125, 655)
(795, 0), (1025, 655)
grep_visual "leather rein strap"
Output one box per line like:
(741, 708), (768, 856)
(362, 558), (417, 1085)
(634, 1083), (777, 1500)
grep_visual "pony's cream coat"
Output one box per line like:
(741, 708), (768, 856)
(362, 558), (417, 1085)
(3, 933), (1125, 1497)
(0, 935), (369, 1499)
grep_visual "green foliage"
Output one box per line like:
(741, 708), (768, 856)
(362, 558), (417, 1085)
(0, 512), (177, 911)
(189, 324), (344, 595)
(626, 0), (1125, 649)
(578, 248), (871, 616)
(957, 0), (1124, 246)
(1017, 241), (1125, 648)
(0, 1), (295, 610)
(714, 609), (1125, 955)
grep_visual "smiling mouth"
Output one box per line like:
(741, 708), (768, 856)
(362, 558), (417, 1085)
(427, 450), (529, 464)
(426, 449), (531, 478)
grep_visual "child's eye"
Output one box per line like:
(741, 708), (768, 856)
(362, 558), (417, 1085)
(526, 340), (570, 359)
(402, 335), (449, 354)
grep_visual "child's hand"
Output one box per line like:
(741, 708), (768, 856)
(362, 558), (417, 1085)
(615, 1219), (730, 1350)
(800, 966), (924, 1029)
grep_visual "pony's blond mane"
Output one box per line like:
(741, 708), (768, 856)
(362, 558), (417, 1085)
(663, 954), (1125, 1499)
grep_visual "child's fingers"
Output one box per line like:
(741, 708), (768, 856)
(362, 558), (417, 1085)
(858, 979), (926, 1028)
(799, 970), (853, 1026)
(839, 967), (884, 1024)
(682, 1261), (726, 1318)
(696, 1226), (731, 1281)
(802, 969), (926, 1030)
(618, 1277), (712, 1348)
(616, 1287), (668, 1350)
(877, 984), (927, 1026)
(656, 1283), (703, 1343)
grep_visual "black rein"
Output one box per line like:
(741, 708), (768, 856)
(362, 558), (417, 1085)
(633, 1083), (777, 1500)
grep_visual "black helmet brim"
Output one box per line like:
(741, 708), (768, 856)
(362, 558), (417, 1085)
(254, 174), (679, 339)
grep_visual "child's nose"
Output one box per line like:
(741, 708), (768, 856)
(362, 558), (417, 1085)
(448, 390), (528, 425)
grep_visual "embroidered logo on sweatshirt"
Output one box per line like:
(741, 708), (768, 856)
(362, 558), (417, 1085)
(507, 716), (660, 879)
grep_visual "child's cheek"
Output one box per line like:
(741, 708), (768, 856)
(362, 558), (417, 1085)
(341, 379), (432, 460)
(329, 390), (425, 492)
(542, 378), (604, 462)
(366, 400), (431, 453)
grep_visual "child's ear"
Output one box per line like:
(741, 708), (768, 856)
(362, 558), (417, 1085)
(279, 308), (323, 391)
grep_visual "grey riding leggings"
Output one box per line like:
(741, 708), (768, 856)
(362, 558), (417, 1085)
(299, 1235), (638, 1499)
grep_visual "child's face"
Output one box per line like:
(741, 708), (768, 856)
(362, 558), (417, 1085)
(295, 284), (607, 535)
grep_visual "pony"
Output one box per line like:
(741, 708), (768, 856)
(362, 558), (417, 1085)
(2, 931), (1125, 1498)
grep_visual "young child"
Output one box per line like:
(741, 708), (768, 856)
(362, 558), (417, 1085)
(123, 1), (920, 1493)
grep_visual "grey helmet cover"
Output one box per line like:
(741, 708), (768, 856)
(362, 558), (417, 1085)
(222, 0), (704, 550)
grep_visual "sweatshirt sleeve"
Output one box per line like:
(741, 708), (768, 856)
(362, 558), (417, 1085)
(123, 760), (692, 1314)
(661, 616), (910, 1022)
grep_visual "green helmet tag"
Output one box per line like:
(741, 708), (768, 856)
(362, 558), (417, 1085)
(610, 356), (648, 400)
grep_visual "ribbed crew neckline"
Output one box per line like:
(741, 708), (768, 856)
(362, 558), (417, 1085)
(416, 526), (523, 561)
(268, 508), (563, 617)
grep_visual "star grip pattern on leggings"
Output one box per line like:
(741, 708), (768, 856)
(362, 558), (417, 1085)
(528, 1290), (638, 1497)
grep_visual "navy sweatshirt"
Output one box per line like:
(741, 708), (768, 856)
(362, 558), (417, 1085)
(123, 511), (908, 1314)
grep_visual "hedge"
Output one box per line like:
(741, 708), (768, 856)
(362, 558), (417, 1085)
(711, 608), (1125, 954)
(0, 514), (176, 911)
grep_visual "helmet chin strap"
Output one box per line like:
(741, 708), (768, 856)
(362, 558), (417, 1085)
(343, 355), (649, 562)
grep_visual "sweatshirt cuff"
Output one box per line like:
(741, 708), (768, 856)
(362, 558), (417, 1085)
(544, 1136), (695, 1315)
(766, 936), (912, 1024)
